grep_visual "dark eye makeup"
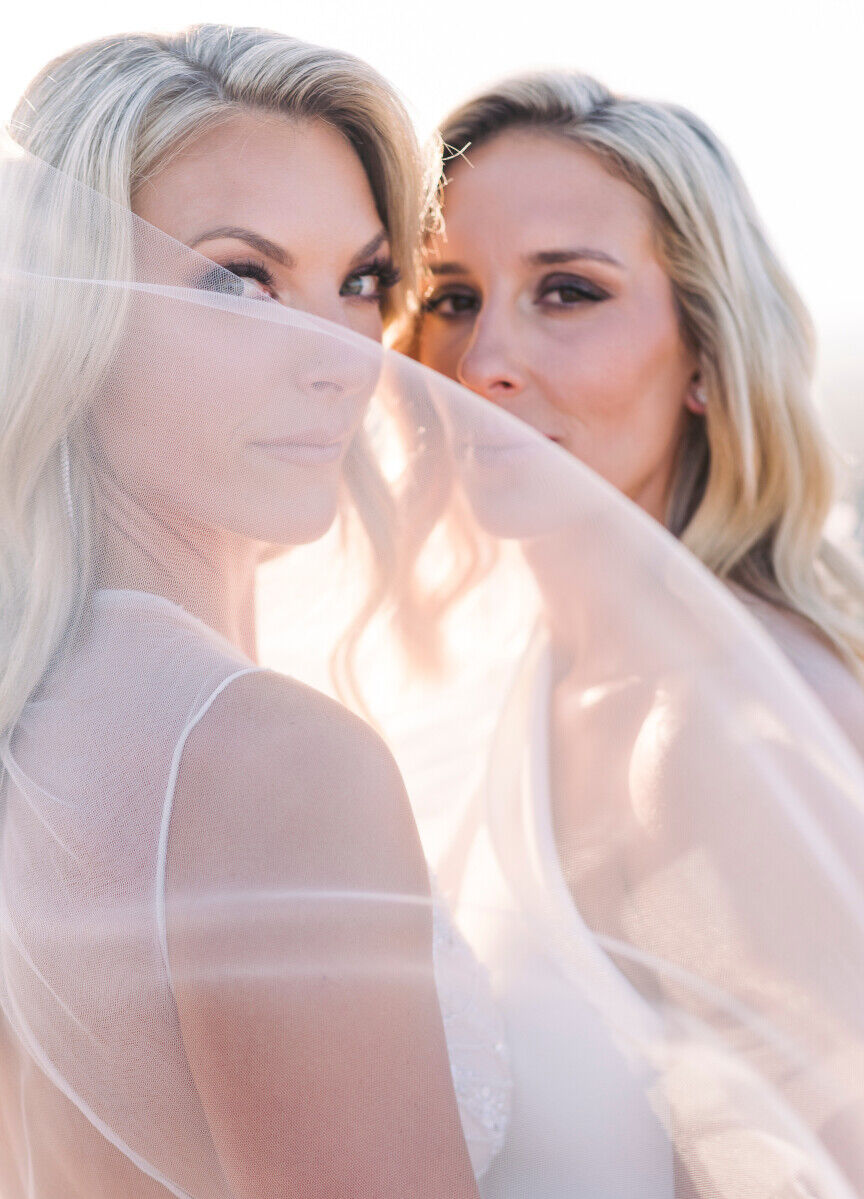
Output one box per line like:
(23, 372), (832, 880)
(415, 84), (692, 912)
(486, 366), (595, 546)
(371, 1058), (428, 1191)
(341, 256), (401, 302)
(536, 273), (610, 307)
(194, 258), (276, 300)
(193, 255), (400, 306)
(422, 271), (611, 321)
(421, 286), (481, 319)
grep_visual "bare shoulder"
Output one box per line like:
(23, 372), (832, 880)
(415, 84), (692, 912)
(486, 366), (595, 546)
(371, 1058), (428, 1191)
(168, 668), (426, 890)
(734, 592), (864, 759)
(164, 677), (479, 1199)
(188, 668), (406, 800)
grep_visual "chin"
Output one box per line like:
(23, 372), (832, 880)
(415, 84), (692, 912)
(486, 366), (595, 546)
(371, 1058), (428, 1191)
(240, 486), (342, 548)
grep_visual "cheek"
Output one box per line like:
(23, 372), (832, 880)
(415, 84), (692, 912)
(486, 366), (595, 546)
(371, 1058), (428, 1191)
(93, 302), (253, 508)
(351, 306), (384, 343)
(546, 305), (691, 479)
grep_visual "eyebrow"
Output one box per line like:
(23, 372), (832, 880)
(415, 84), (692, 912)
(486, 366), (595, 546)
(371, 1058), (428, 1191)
(527, 248), (623, 268)
(189, 226), (295, 267)
(427, 248), (623, 275)
(189, 226), (390, 271)
(349, 229), (389, 267)
(427, 260), (470, 276)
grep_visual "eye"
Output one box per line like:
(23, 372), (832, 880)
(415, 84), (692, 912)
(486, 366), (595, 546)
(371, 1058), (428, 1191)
(537, 273), (609, 308)
(341, 258), (401, 304)
(422, 286), (480, 319)
(195, 259), (277, 302)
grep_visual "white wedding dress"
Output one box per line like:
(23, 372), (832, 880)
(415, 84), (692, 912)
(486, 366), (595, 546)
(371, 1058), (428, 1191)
(0, 588), (510, 1197)
(442, 627), (675, 1198)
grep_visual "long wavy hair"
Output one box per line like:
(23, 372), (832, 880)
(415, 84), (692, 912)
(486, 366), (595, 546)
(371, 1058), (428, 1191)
(0, 24), (430, 744)
(420, 71), (864, 671)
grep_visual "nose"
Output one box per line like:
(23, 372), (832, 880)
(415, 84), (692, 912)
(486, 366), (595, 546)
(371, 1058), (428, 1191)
(278, 308), (380, 411)
(456, 311), (526, 410)
(307, 378), (343, 397)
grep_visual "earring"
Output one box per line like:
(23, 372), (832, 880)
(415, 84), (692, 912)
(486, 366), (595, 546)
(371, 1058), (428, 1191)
(60, 435), (78, 544)
(691, 385), (708, 412)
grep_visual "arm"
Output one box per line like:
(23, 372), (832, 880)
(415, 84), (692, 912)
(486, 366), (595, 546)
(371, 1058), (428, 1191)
(164, 669), (479, 1199)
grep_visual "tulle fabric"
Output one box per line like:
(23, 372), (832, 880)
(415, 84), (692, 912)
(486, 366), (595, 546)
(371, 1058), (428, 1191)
(2, 128), (864, 1198)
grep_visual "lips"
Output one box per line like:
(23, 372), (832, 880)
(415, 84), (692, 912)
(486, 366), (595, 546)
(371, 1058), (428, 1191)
(249, 434), (348, 465)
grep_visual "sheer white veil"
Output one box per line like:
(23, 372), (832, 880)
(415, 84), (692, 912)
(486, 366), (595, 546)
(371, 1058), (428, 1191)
(2, 126), (864, 1198)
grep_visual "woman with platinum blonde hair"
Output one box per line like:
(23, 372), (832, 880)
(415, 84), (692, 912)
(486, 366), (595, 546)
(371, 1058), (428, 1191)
(409, 71), (864, 1196)
(0, 25), (515, 1197)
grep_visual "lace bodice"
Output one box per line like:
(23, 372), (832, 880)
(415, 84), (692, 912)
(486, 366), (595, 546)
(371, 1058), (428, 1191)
(431, 883), (511, 1176)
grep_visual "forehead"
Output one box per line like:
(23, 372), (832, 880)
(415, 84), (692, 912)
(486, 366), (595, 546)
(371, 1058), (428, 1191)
(434, 129), (656, 261)
(133, 111), (381, 247)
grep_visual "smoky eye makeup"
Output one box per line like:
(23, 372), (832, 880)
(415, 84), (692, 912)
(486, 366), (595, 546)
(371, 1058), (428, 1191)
(421, 284), (481, 318)
(193, 258), (277, 300)
(192, 254), (399, 308)
(535, 272), (611, 307)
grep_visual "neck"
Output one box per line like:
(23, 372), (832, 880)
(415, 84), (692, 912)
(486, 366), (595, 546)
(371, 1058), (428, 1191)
(521, 532), (595, 682)
(92, 479), (262, 661)
(521, 460), (677, 682)
(521, 517), (653, 686)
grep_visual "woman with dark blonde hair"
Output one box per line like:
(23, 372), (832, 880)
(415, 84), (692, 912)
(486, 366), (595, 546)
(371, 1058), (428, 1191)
(418, 72), (864, 743)
(410, 70), (864, 1196)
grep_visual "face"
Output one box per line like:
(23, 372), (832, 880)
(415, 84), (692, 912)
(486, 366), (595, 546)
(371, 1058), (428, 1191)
(418, 130), (701, 523)
(90, 112), (394, 547)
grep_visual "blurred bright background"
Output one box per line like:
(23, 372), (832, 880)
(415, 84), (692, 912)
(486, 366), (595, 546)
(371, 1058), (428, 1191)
(4, 0), (863, 494)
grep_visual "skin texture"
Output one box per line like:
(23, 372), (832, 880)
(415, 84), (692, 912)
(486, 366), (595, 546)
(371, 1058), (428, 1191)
(92, 111), (396, 655)
(417, 129), (703, 523)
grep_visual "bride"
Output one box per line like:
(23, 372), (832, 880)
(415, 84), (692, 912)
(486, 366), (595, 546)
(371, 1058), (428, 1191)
(0, 26), (510, 1197)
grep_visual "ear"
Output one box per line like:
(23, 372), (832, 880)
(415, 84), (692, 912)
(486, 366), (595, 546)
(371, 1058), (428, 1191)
(685, 371), (708, 416)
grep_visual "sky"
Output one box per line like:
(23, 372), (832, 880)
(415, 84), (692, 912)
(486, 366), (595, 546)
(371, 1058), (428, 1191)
(3, 0), (863, 444)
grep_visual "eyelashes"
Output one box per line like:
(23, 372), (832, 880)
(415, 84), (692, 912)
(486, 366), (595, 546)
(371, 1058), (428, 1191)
(422, 272), (610, 320)
(193, 256), (401, 306)
(341, 257), (401, 302)
(194, 259), (276, 301)
(421, 287), (480, 318)
(536, 273), (609, 306)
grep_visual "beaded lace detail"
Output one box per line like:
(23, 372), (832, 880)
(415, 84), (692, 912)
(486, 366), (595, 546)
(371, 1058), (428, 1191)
(431, 878), (512, 1178)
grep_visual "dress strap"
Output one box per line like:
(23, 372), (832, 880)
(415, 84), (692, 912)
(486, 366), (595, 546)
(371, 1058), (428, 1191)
(155, 664), (265, 985)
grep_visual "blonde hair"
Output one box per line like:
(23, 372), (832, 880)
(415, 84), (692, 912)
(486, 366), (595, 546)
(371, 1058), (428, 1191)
(0, 24), (429, 742)
(427, 71), (864, 670)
